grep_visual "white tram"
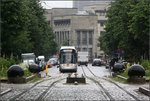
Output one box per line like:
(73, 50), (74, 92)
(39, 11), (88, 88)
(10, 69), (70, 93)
(59, 46), (78, 73)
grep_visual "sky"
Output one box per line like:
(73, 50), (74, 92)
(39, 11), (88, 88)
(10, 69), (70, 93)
(40, 1), (73, 9)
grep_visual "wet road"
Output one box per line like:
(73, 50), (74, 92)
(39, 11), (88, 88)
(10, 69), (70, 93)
(1, 64), (149, 100)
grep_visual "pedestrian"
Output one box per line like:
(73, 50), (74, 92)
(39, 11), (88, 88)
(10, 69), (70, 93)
(110, 58), (115, 70)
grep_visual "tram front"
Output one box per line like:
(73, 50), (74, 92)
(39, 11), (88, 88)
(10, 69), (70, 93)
(59, 46), (77, 73)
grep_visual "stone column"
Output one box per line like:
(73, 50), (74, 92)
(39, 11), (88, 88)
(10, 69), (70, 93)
(80, 31), (82, 51)
(87, 31), (89, 53)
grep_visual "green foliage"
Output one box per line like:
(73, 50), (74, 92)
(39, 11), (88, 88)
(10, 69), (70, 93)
(120, 70), (128, 78)
(1, 0), (33, 56)
(62, 40), (69, 46)
(24, 69), (33, 77)
(1, 70), (7, 79)
(112, 77), (127, 83)
(98, 0), (149, 61)
(141, 60), (150, 70)
(0, 58), (11, 69)
(145, 70), (150, 77)
(1, 0), (57, 58)
(0, 56), (19, 69)
(0, 57), (20, 79)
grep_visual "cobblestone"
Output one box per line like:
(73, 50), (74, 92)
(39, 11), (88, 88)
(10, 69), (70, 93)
(0, 65), (149, 100)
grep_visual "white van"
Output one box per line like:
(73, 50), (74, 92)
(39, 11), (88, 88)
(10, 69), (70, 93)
(78, 51), (88, 66)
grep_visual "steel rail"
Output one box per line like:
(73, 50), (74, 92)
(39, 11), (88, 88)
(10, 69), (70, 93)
(9, 77), (60, 101)
(81, 66), (114, 100)
(86, 66), (140, 101)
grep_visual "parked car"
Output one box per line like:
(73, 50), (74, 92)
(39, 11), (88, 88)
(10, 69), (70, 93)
(48, 58), (58, 66)
(47, 60), (51, 68)
(101, 60), (106, 66)
(92, 59), (101, 66)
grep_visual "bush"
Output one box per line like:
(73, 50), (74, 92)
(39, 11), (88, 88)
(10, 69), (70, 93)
(0, 58), (11, 69)
(24, 69), (33, 77)
(145, 70), (150, 77)
(141, 60), (150, 70)
(0, 56), (21, 79)
(120, 70), (128, 78)
(0, 56), (20, 69)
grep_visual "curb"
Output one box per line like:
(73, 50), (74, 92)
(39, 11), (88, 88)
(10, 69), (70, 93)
(1, 73), (41, 83)
(0, 79), (8, 83)
(139, 87), (150, 97)
(116, 75), (128, 80)
(0, 88), (12, 96)
(25, 73), (41, 82)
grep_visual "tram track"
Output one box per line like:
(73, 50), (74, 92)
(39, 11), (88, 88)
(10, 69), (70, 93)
(9, 77), (64, 101)
(81, 66), (114, 100)
(36, 77), (64, 100)
(84, 65), (140, 101)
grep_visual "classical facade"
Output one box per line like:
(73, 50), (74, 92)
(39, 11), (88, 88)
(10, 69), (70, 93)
(83, 4), (110, 57)
(44, 4), (110, 59)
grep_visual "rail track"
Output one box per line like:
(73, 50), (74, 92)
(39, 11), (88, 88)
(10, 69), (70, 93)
(1, 77), (65, 101)
(81, 65), (140, 101)
(81, 65), (114, 100)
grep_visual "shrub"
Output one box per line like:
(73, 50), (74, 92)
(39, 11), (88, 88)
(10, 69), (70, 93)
(120, 70), (128, 78)
(0, 58), (11, 69)
(24, 69), (33, 77)
(145, 70), (150, 77)
(141, 60), (150, 70)
(0, 56), (21, 79)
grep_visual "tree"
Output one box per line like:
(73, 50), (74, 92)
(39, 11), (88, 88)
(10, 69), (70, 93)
(128, 0), (149, 60)
(1, 0), (57, 59)
(98, 0), (149, 61)
(27, 0), (57, 57)
(1, 0), (33, 57)
(62, 40), (69, 46)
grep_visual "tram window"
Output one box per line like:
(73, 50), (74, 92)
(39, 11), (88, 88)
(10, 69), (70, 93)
(61, 53), (75, 63)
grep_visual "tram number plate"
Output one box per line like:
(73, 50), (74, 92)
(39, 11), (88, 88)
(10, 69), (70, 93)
(67, 64), (69, 67)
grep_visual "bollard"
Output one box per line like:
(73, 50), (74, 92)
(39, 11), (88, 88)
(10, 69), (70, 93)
(127, 64), (145, 83)
(29, 64), (40, 73)
(7, 65), (25, 83)
(46, 64), (48, 76)
(74, 81), (78, 85)
(127, 63), (130, 70)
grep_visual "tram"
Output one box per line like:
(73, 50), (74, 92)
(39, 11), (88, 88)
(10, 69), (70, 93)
(59, 46), (78, 73)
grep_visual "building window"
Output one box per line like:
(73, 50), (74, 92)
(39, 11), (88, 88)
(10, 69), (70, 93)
(82, 31), (87, 45)
(57, 32), (59, 43)
(67, 31), (69, 40)
(95, 9), (107, 16)
(100, 22), (104, 26)
(89, 48), (93, 58)
(78, 48), (80, 51)
(60, 31), (62, 43)
(89, 31), (93, 45)
(54, 19), (70, 26)
(100, 31), (104, 35)
(83, 48), (87, 51)
(98, 20), (107, 27)
(48, 21), (50, 25)
(77, 31), (80, 45)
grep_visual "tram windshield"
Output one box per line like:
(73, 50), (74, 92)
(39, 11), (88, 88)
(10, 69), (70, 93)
(60, 49), (77, 64)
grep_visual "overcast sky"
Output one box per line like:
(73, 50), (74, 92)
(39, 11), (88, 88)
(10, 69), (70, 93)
(40, 1), (73, 9)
